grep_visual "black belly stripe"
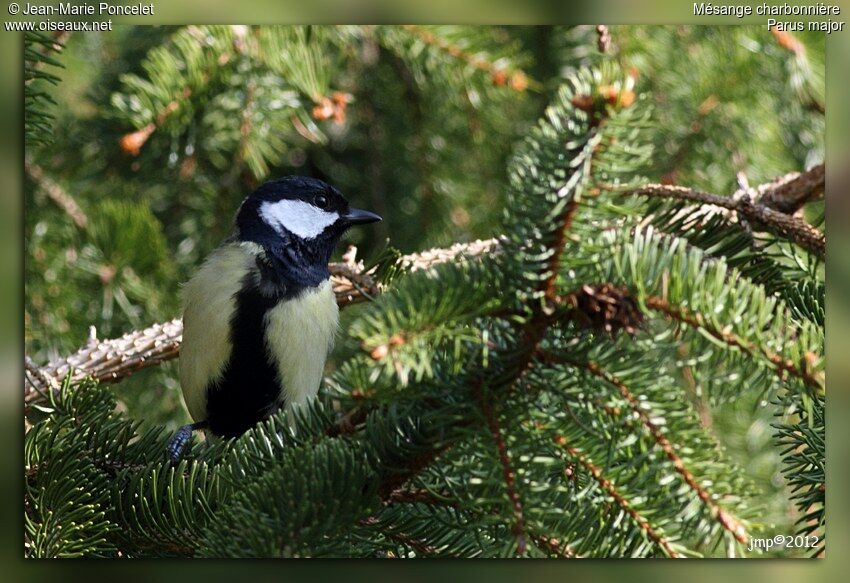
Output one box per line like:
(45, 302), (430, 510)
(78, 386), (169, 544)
(204, 271), (289, 438)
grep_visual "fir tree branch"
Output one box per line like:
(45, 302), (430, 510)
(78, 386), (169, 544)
(539, 351), (749, 544)
(622, 183), (825, 259)
(644, 295), (823, 393)
(383, 488), (456, 508)
(528, 533), (577, 559)
(359, 516), (438, 556)
(379, 465), (579, 558)
(24, 31), (65, 147)
(24, 30), (68, 86)
(119, 87), (190, 156)
(474, 381), (528, 556)
(551, 434), (681, 558)
(117, 26), (249, 157)
(399, 25), (529, 91)
(544, 200), (580, 301)
(376, 445), (453, 501)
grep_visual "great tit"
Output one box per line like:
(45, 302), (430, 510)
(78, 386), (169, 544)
(167, 176), (381, 459)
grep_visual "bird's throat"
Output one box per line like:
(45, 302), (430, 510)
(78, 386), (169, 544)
(261, 236), (335, 291)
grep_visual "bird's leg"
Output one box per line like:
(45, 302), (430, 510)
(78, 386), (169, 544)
(167, 420), (208, 461)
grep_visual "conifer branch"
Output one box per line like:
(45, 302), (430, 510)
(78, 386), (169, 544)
(119, 87), (191, 156)
(544, 200), (580, 301)
(528, 533), (577, 559)
(622, 183), (825, 258)
(25, 31), (65, 147)
(399, 25), (529, 91)
(376, 446), (452, 501)
(24, 31), (68, 86)
(359, 516), (438, 556)
(474, 381), (528, 556)
(644, 296), (823, 392)
(382, 488), (456, 508)
(539, 351), (748, 543)
(551, 434), (681, 558)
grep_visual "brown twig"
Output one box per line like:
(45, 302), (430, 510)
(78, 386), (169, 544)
(383, 488), (456, 508)
(544, 200), (579, 302)
(25, 319), (184, 408)
(25, 160), (88, 229)
(551, 434), (681, 558)
(622, 183), (825, 259)
(755, 163), (824, 214)
(376, 445), (453, 502)
(595, 25), (612, 54)
(528, 533), (577, 559)
(540, 352), (748, 543)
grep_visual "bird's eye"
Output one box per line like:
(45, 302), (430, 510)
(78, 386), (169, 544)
(314, 195), (329, 209)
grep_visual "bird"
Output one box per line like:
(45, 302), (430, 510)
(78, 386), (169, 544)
(167, 176), (381, 459)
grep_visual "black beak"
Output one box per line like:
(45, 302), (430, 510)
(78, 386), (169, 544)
(343, 208), (382, 225)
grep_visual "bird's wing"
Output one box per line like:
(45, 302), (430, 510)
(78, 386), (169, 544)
(179, 242), (261, 422)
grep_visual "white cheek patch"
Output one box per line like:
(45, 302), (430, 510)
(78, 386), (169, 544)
(259, 199), (339, 239)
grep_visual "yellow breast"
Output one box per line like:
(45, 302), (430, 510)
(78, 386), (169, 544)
(264, 279), (339, 410)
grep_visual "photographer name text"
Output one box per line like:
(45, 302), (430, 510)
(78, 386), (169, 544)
(19, 3), (154, 16)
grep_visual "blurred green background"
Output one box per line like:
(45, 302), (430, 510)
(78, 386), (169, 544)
(4, 0), (849, 576)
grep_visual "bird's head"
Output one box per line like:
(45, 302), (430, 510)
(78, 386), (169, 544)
(235, 177), (381, 259)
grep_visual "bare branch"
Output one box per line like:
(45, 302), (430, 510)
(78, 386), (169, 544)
(755, 163), (824, 214)
(25, 319), (183, 408)
(595, 25), (612, 54)
(25, 160), (88, 229)
(622, 182), (825, 259)
(398, 238), (499, 272)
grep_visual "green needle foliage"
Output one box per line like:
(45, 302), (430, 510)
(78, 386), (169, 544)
(25, 31), (64, 148)
(25, 26), (825, 558)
